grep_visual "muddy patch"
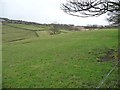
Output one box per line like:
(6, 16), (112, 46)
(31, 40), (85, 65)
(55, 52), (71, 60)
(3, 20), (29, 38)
(88, 48), (118, 62)
(98, 49), (118, 62)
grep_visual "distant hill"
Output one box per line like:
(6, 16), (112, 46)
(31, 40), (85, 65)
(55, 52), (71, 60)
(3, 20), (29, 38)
(1, 17), (78, 31)
(0, 17), (42, 25)
(1, 17), (116, 30)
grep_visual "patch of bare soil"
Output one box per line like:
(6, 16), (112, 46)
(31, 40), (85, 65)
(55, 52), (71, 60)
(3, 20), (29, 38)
(97, 49), (118, 62)
(88, 48), (118, 62)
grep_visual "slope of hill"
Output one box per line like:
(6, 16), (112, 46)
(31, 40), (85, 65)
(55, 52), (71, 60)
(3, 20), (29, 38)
(2, 17), (118, 88)
(2, 24), (38, 42)
(2, 18), (118, 88)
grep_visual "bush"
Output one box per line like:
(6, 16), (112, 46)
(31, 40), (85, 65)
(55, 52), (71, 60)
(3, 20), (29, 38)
(48, 25), (61, 35)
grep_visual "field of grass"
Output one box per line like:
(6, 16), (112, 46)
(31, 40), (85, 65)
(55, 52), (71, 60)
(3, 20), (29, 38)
(2, 23), (118, 88)
(2, 25), (38, 42)
(3, 23), (50, 31)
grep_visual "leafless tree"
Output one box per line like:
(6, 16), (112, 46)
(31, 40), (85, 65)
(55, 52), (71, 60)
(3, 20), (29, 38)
(61, 0), (120, 17)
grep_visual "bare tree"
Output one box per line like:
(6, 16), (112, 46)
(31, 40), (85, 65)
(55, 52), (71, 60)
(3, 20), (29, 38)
(107, 11), (120, 25)
(61, 0), (120, 17)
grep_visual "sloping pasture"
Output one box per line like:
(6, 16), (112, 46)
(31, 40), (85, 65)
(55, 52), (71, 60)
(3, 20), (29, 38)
(2, 25), (118, 88)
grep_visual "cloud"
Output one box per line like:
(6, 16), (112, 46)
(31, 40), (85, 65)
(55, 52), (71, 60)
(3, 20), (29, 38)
(0, 0), (109, 25)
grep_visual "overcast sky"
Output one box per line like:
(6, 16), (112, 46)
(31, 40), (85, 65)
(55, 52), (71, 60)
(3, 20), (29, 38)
(0, 0), (109, 26)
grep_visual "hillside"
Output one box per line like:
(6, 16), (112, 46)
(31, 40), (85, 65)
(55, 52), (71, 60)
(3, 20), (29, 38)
(2, 19), (119, 88)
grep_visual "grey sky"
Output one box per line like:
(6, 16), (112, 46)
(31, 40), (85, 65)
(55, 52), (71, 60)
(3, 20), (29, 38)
(0, 0), (109, 26)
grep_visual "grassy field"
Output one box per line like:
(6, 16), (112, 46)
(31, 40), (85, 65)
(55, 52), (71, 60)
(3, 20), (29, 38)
(2, 23), (118, 88)
(3, 23), (50, 31)
(2, 24), (38, 42)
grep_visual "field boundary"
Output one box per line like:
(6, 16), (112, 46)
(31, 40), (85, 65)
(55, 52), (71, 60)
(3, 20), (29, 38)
(3, 23), (40, 37)
(96, 61), (119, 88)
(3, 23), (44, 32)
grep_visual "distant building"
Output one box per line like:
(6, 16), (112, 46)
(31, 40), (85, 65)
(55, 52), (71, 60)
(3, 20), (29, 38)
(73, 26), (85, 31)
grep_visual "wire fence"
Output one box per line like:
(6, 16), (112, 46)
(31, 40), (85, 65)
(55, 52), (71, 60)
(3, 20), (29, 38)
(96, 60), (119, 88)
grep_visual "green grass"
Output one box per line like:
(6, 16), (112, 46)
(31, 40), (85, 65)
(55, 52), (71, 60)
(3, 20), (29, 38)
(2, 24), (118, 88)
(3, 23), (50, 31)
(2, 25), (38, 42)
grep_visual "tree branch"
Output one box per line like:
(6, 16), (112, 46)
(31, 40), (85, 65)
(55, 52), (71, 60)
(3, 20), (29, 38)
(61, 0), (120, 17)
